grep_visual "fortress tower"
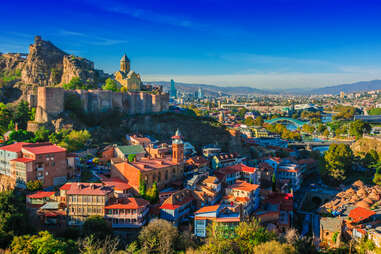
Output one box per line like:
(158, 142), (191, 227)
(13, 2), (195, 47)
(35, 87), (64, 123)
(120, 53), (130, 73)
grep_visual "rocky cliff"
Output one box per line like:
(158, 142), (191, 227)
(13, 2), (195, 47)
(61, 55), (108, 86)
(0, 35), (109, 90)
(21, 35), (67, 86)
(351, 136), (381, 155)
(0, 53), (26, 73)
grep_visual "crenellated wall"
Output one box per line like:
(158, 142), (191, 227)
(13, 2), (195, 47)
(33, 87), (169, 125)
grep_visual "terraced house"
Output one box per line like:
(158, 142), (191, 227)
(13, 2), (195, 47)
(66, 182), (114, 225)
(0, 142), (68, 188)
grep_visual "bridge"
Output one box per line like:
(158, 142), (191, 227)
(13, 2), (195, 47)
(354, 115), (381, 123)
(264, 117), (308, 128)
(220, 103), (258, 109)
(289, 140), (354, 150)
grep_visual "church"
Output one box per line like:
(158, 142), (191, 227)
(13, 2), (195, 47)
(114, 54), (143, 91)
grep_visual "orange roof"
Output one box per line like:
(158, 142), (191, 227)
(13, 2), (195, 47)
(22, 143), (66, 155)
(349, 207), (376, 223)
(218, 163), (256, 175)
(59, 183), (72, 191)
(11, 157), (35, 163)
(0, 142), (30, 152)
(101, 178), (132, 191)
(160, 189), (194, 210)
(66, 183), (113, 196)
(27, 191), (55, 199)
(195, 205), (220, 214)
(229, 180), (259, 192)
(105, 198), (149, 210)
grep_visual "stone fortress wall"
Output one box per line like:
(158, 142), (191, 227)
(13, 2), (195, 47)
(32, 87), (169, 126)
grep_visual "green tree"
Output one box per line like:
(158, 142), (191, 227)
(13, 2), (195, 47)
(272, 172), (276, 192)
(26, 180), (42, 192)
(244, 117), (254, 126)
(82, 216), (112, 240)
(10, 231), (76, 254)
(34, 126), (50, 142)
(323, 129), (330, 138)
(324, 143), (353, 181)
(145, 182), (159, 204)
(128, 154), (136, 162)
(349, 120), (371, 139)
(252, 240), (296, 254)
(0, 103), (12, 134)
(63, 77), (84, 90)
(0, 190), (31, 246)
(8, 130), (35, 142)
(139, 174), (146, 197)
(59, 130), (91, 152)
(102, 78), (119, 92)
(235, 219), (276, 252)
(363, 149), (379, 167)
(254, 116), (264, 126)
(368, 107), (381, 115)
(373, 166), (381, 185)
(14, 100), (31, 130)
(138, 219), (178, 254)
(237, 108), (248, 118)
(316, 124), (327, 134)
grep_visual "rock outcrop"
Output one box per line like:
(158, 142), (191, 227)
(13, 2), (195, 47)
(0, 53), (26, 73)
(351, 136), (381, 155)
(61, 55), (108, 86)
(21, 35), (67, 86)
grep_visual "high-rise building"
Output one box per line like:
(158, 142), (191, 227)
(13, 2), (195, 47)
(170, 79), (177, 98)
(198, 87), (203, 99)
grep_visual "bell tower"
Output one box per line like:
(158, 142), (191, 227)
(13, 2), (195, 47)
(172, 129), (184, 164)
(120, 54), (130, 73)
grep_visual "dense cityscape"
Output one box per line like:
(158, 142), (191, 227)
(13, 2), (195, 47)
(1, 1), (381, 253)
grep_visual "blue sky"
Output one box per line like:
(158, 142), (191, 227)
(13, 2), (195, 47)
(2, 0), (381, 89)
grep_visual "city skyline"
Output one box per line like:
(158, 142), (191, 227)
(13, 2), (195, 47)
(2, 0), (381, 88)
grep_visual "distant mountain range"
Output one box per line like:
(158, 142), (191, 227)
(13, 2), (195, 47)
(303, 80), (381, 95)
(145, 79), (381, 96)
(144, 81), (271, 96)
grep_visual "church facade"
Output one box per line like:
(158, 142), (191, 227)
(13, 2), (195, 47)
(114, 54), (143, 91)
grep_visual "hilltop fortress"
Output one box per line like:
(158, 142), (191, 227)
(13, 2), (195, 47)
(23, 41), (169, 131)
(27, 86), (169, 131)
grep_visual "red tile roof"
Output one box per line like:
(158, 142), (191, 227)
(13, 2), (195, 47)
(229, 180), (260, 192)
(101, 178), (132, 191)
(27, 191), (55, 199)
(66, 183), (113, 196)
(0, 142), (30, 152)
(59, 183), (72, 191)
(11, 157), (35, 163)
(22, 143), (66, 155)
(160, 189), (194, 210)
(195, 204), (220, 214)
(349, 207), (376, 223)
(218, 163), (256, 175)
(105, 197), (149, 210)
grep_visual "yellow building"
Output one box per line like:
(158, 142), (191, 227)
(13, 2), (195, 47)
(114, 54), (142, 91)
(251, 127), (270, 138)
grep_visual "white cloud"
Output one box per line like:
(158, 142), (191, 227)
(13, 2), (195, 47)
(57, 29), (128, 46)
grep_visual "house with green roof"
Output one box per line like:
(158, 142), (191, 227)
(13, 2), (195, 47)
(115, 144), (146, 161)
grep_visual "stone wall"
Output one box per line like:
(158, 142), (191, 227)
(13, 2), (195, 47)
(69, 89), (168, 115)
(31, 87), (168, 127)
